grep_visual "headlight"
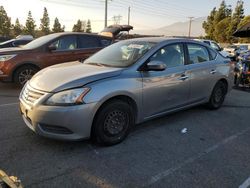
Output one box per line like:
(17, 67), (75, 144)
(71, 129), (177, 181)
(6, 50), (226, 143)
(0, 54), (17, 62)
(45, 88), (90, 106)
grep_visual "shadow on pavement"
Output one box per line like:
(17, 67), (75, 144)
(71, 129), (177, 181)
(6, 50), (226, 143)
(233, 86), (250, 93)
(0, 83), (22, 97)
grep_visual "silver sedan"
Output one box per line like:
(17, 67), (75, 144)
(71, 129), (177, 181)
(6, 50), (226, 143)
(19, 38), (234, 145)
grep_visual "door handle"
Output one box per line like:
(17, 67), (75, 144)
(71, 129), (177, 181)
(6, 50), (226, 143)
(210, 69), (217, 74)
(179, 75), (189, 81)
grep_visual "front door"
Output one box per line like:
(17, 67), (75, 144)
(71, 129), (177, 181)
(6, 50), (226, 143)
(40, 35), (79, 68)
(141, 43), (190, 119)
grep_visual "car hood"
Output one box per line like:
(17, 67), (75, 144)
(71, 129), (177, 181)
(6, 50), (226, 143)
(30, 61), (123, 92)
(0, 47), (32, 55)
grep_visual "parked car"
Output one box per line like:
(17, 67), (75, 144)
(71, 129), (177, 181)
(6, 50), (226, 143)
(0, 35), (33, 48)
(235, 45), (249, 56)
(194, 39), (230, 58)
(19, 38), (234, 145)
(224, 45), (238, 58)
(99, 24), (133, 40)
(0, 25), (133, 86)
(0, 36), (10, 43)
(0, 32), (113, 85)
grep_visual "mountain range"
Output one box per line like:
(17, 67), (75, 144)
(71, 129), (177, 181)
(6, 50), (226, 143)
(131, 17), (206, 37)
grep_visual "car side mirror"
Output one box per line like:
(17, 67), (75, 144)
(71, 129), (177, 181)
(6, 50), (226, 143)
(48, 45), (57, 51)
(146, 61), (166, 71)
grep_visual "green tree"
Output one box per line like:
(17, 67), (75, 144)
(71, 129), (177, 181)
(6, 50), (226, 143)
(203, 1), (233, 42)
(72, 19), (84, 32)
(203, 7), (217, 39)
(24, 11), (36, 36)
(86, 19), (92, 33)
(0, 6), (11, 37)
(40, 7), (50, 35)
(13, 18), (23, 36)
(52, 17), (65, 33)
(228, 0), (244, 43)
(214, 17), (231, 42)
(214, 1), (230, 23)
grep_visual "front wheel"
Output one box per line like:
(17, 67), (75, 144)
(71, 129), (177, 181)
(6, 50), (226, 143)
(14, 65), (39, 86)
(207, 81), (227, 110)
(92, 100), (135, 146)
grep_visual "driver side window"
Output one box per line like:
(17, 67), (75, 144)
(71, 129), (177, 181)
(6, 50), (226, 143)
(149, 44), (184, 68)
(50, 36), (77, 51)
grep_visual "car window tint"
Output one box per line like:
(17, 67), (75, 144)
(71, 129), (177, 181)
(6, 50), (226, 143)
(13, 40), (30, 47)
(51, 36), (77, 50)
(203, 41), (210, 45)
(211, 42), (220, 51)
(100, 39), (112, 47)
(187, 44), (210, 64)
(149, 44), (184, 68)
(79, 35), (101, 48)
(208, 48), (217, 60)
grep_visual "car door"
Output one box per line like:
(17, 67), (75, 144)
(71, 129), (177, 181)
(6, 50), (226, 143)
(141, 43), (190, 118)
(40, 35), (78, 68)
(185, 43), (217, 102)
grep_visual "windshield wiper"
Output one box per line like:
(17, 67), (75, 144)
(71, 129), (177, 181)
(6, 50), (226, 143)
(86, 62), (105, 67)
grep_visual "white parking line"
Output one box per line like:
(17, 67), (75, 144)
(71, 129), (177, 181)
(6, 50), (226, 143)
(0, 102), (19, 107)
(143, 126), (250, 187)
(239, 176), (250, 188)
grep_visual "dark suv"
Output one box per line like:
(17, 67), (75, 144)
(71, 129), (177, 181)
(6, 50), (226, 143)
(0, 35), (33, 48)
(0, 32), (113, 85)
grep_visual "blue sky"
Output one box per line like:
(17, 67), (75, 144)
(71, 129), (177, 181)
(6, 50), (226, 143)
(0, 0), (250, 32)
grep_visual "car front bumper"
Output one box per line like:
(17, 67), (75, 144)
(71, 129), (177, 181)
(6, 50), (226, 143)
(20, 100), (97, 141)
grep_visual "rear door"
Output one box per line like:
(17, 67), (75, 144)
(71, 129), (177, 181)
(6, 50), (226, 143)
(76, 35), (110, 61)
(185, 43), (217, 102)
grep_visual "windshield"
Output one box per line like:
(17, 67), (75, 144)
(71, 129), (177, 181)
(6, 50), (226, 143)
(23, 34), (59, 49)
(0, 39), (14, 45)
(85, 40), (156, 67)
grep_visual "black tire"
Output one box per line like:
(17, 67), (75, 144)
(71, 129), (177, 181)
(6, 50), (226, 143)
(92, 100), (135, 146)
(13, 65), (39, 86)
(0, 181), (8, 188)
(207, 81), (227, 110)
(235, 75), (240, 87)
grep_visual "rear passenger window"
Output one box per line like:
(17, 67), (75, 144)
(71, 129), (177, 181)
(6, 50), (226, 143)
(208, 48), (217, 60)
(79, 36), (101, 48)
(51, 36), (77, 50)
(100, 39), (112, 47)
(187, 44), (210, 64)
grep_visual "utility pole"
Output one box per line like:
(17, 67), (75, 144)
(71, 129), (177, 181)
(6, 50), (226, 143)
(128, 6), (131, 25)
(112, 15), (122, 25)
(188, 17), (194, 38)
(105, 0), (108, 28)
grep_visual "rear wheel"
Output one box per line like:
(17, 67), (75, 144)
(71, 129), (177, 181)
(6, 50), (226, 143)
(92, 100), (135, 146)
(14, 65), (39, 86)
(207, 81), (227, 110)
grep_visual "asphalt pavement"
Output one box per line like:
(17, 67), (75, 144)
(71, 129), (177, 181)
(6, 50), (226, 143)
(0, 83), (250, 188)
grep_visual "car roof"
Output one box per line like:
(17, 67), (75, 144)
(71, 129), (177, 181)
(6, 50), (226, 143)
(123, 37), (205, 44)
(46, 32), (112, 39)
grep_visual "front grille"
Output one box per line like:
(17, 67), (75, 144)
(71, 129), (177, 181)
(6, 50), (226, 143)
(21, 84), (46, 106)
